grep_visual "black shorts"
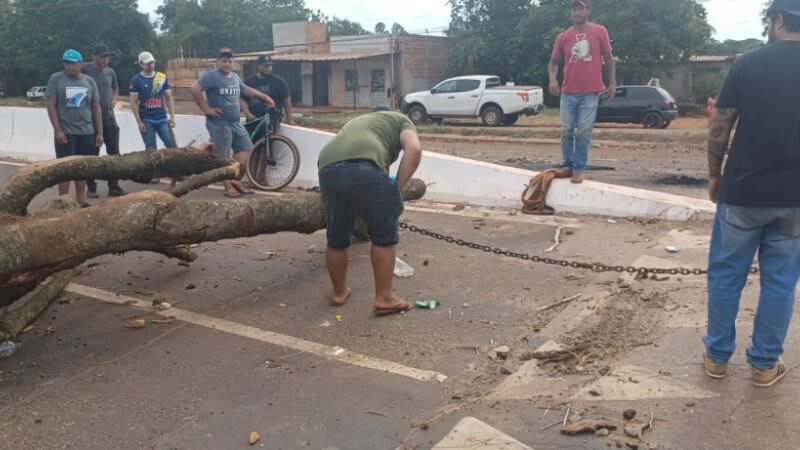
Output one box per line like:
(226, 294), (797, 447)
(319, 159), (404, 249)
(55, 134), (95, 159)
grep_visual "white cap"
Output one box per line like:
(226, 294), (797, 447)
(138, 51), (155, 64)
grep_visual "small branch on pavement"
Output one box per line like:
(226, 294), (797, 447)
(544, 223), (565, 252)
(538, 294), (582, 312)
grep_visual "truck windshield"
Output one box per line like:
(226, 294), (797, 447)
(485, 77), (501, 88)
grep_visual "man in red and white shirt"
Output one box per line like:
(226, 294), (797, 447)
(548, 0), (616, 184)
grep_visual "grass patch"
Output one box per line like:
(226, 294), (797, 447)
(0, 97), (46, 108)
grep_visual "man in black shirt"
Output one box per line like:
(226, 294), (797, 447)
(703, 0), (800, 388)
(240, 55), (294, 141)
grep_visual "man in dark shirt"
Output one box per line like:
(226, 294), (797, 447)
(240, 55), (294, 141)
(703, 0), (800, 388)
(82, 44), (126, 197)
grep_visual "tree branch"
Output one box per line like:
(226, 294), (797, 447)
(0, 180), (427, 289)
(0, 147), (237, 216)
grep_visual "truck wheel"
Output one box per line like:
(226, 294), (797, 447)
(642, 112), (664, 129)
(502, 114), (519, 126)
(408, 105), (427, 124)
(481, 106), (503, 126)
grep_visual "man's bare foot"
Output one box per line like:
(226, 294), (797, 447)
(330, 287), (351, 306)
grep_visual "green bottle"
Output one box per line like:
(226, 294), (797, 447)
(415, 300), (441, 310)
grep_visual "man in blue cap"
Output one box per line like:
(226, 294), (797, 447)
(703, 0), (800, 387)
(45, 49), (103, 207)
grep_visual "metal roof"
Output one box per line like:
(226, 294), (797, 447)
(271, 51), (391, 62)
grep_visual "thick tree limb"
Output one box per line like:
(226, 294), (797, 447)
(0, 179), (427, 290)
(0, 147), (240, 216)
(0, 269), (76, 342)
(166, 162), (241, 198)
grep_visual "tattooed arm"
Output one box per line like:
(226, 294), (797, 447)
(707, 107), (739, 203)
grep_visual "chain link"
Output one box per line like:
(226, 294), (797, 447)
(399, 222), (759, 276)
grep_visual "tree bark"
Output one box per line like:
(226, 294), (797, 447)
(1, 181), (427, 303)
(0, 146), (238, 216)
(0, 147), (426, 315)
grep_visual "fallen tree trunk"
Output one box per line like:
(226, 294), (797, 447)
(2, 182), (426, 290)
(0, 147), (426, 330)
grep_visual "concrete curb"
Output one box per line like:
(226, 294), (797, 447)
(0, 106), (714, 221)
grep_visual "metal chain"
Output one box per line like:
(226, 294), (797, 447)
(399, 222), (760, 277)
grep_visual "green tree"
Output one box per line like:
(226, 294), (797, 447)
(702, 38), (764, 55)
(447, 0), (530, 79)
(324, 16), (370, 37)
(691, 71), (727, 102)
(156, 0), (313, 58)
(391, 23), (407, 35)
(448, 0), (713, 91)
(375, 22), (387, 34)
(0, 0), (159, 94)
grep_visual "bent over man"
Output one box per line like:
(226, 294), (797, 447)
(317, 109), (422, 315)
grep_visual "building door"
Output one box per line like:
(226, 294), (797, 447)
(370, 69), (386, 106)
(274, 62), (302, 104)
(313, 62), (330, 106)
(345, 69), (358, 107)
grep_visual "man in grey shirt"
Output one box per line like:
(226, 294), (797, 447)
(190, 47), (274, 197)
(82, 43), (126, 197)
(45, 48), (103, 207)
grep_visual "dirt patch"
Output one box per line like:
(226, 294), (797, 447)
(535, 286), (669, 376)
(655, 175), (708, 186)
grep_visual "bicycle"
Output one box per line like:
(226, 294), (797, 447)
(244, 108), (300, 191)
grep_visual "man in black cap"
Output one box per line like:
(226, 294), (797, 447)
(241, 54), (294, 142)
(82, 43), (126, 197)
(702, 0), (800, 388)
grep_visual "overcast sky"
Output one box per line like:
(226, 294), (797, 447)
(138, 0), (766, 42)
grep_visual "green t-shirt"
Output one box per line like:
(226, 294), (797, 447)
(317, 111), (416, 172)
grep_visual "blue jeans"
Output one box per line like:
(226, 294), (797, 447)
(559, 93), (599, 173)
(704, 203), (800, 370)
(141, 120), (173, 150)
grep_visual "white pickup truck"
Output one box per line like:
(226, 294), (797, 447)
(401, 75), (544, 126)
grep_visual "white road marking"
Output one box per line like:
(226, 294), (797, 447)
(63, 283), (448, 383)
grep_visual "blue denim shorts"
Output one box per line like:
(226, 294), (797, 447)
(206, 119), (252, 158)
(319, 159), (404, 249)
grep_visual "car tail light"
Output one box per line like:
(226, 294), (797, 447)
(516, 92), (529, 103)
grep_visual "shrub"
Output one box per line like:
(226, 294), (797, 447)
(678, 102), (705, 116)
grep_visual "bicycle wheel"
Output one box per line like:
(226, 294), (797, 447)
(246, 134), (300, 191)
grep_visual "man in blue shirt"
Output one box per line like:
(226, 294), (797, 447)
(129, 51), (175, 152)
(191, 47), (274, 197)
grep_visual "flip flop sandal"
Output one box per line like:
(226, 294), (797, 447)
(373, 300), (412, 316)
(234, 185), (255, 195)
(224, 191), (242, 198)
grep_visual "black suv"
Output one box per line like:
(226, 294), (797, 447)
(596, 86), (678, 128)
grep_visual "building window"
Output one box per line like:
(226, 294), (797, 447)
(345, 70), (358, 92)
(371, 70), (385, 93)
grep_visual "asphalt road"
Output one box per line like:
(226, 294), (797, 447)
(2, 160), (800, 450)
